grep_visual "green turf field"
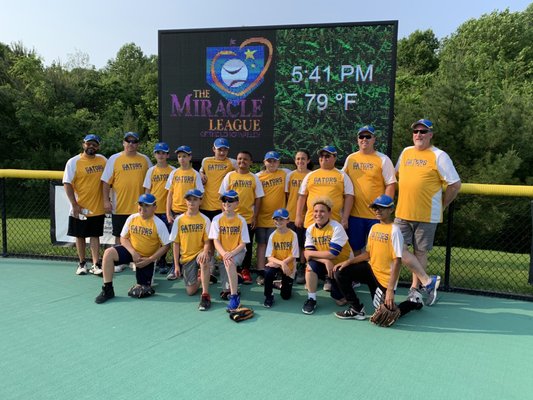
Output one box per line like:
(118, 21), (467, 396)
(1, 258), (532, 400)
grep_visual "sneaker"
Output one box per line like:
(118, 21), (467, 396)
(323, 278), (332, 292)
(198, 294), (211, 311)
(89, 264), (103, 276)
(227, 294), (240, 312)
(302, 298), (317, 315)
(273, 280), (282, 290)
(256, 275), (265, 286)
(114, 264), (127, 273)
(407, 287), (423, 304)
(241, 269), (253, 284)
(335, 305), (366, 320)
(423, 275), (441, 306)
(209, 274), (218, 284)
(95, 285), (115, 304)
(295, 265), (306, 284)
(220, 291), (231, 301)
(159, 264), (170, 275)
(264, 295), (274, 308)
(166, 270), (177, 280)
(76, 262), (87, 275)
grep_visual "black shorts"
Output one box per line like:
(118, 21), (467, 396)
(112, 214), (130, 237)
(113, 245), (154, 285)
(288, 222), (306, 248)
(67, 215), (105, 238)
(200, 209), (221, 221)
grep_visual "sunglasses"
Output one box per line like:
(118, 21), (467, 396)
(222, 198), (238, 203)
(412, 129), (430, 134)
(125, 140), (139, 144)
(358, 134), (372, 140)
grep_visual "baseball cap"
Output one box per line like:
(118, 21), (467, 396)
(184, 189), (203, 199)
(317, 145), (337, 156)
(124, 132), (140, 140)
(138, 193), (156, 205)
(175, 145), (192, 154)
(220, 190), (239, 201)
(272, 208), (289, 219)
(369, 194), (394, 209)
(83, 134), (101, 144)
(357, 125), (376, 135)
(214, 138), (230, 149)
(264, 151), (280, 161)
(411, 119), (433, 130)
(153, 142), (170, 153)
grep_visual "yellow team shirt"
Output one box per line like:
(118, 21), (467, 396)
(256, 169), (288, 228)
(366, 222), (403, 288)
(396, 146), (460, 223)
(169, 212), (210, 264)
(208, 213), (250, 252)
(220, 171), (264, 224)
(299, 168), (354, 228)
(265, 229), (299, 278)
(304, 220), (352, 265)
(285, 170), (309, 222)
(101, 152), (152, 215)
(165, 168), (204, 214)
(144, 165), (175, 214)
(121, 214), (170, 257)
(200, 157), (236, 211)
(63, 153), (107, 216)
(342, 151), (396, 219)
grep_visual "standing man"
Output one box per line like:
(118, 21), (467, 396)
(395, 119), (461, 305)
(63, 134), (107, 275)
(101, 132), (152, 272)
(342, 125), (396, 254)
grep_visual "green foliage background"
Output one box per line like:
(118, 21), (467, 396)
(273, 25), (395, 160)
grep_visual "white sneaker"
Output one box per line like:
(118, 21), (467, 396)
(114, 264), (127, 273)
(89, 264), (103, 276)
(76, 263), (87, 275)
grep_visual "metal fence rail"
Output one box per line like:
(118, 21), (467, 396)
(2, 171), (533, 300)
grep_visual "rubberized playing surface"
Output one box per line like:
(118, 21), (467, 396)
(2, 258), (532, 400)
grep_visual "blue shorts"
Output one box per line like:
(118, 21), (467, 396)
(307, 260), (344, 300)
(347, 216), (379, 252)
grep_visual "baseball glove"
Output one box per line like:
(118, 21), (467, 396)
(370, 303), (401, 327)
(128, 284), (155, 298)
(228, 307), (254, 323)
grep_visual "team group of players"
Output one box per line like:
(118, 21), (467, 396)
(63, 119), (461, 320)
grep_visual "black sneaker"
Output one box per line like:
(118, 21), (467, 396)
(95, 285), (115, 304)
(198, 294), (211, 311)
(295, 264), (306, 284)
(335, 305), (366, 320)
(302, 298), (317, 315)
(263, 295), (274, 308)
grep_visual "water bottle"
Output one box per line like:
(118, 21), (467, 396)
(79, 209), (92, 220)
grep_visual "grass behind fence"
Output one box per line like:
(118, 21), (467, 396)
(3, 218), (533, 297)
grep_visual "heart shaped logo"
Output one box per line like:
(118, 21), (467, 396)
(206, 37), (273, 104)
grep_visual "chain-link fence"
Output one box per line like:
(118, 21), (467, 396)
(2, 173), (533, 300)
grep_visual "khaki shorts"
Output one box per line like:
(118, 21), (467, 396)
(394, 218), (438, 252)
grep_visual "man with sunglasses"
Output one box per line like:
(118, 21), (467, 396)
(342, 125), (396, 255)
(395, 119), (461, 305)
(63, 134), (107, 276)
(101, 132), (152, 272)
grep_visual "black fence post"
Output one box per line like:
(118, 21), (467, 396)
(444, 201), (455, 291)
(1, 178), (7, 257)
(527, 201), (533, 285)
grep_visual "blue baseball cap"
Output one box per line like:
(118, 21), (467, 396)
(83, 134), (101, 144)
(272, 208), (289, 219)
(124, 132), (140, 140)
(357, 125), (375, 135)
(369, 194), (394, 208)
(411, 119), (433, 130)
(264, 151), (280, 161)
(220, 190), (239, 201)
(153, 142), (170, 153)
(317, 145), (337, 156)
(184, 189), (203, 199)
(138, 193), (156, 205)
(175, 145), (192, 154)
(214, 138), (230, 149)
